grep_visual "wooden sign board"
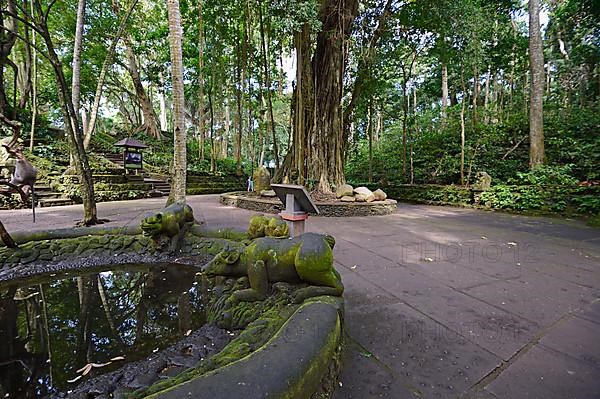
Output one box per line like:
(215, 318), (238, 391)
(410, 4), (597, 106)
(271, 184), (319, 215)
(124, 151), (143, 169)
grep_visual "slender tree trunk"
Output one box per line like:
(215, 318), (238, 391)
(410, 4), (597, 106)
(484, 66), (491, 123)
(546, 61), (551, 95)
(158, 72), (168, 131)
(208, 75), (215, 172)
(258, 0), (279, 169)
(197, 0), (206, 161)
(71, 0), (86, 118)
(411, 88), (416, 184)
(441, 61), (448, 122)
(342, 0), (393, 144)
(84, 0), (139, 148)
(17, 18), (32, 111)
(32, 0), (98, 225)
(166, 0), (187, 205)
(367, 101), (373, 183)
(460, 65), (466, 186)
(223, 99), (230, 158)
(0, 0), (18, 116)
(29, 0), (37, 152)
(472, 65), (479, 127)
(235, 22), (245, 175)
(529, 0), (544, 167)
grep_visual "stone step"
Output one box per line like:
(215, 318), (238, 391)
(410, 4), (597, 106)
(39, 198), (75, 207)
(35, 191), (63, 199)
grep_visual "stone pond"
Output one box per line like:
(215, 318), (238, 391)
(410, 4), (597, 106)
(0, 205), (344, 398)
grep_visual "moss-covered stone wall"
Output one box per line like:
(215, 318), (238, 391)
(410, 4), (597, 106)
(0, 230), (244, 282)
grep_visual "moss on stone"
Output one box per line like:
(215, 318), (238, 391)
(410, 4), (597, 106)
(127, 281), (298, 399)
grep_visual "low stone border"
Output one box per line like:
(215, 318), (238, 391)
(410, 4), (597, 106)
(220, 192), (397, 217)
(150, 300), (343, 399)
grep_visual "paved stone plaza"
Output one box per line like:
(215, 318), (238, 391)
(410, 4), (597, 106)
(2, 195), (599, 398)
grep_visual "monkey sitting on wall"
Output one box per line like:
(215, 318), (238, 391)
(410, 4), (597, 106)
(1, 143), (37, 196)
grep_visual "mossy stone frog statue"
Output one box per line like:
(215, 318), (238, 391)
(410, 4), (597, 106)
(203, 232), (343, 303)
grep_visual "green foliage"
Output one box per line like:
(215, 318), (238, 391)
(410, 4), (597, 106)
(510, 165), (579, 186)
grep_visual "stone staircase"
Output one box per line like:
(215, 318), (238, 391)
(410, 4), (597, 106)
(35, 184), (75, 207)
(144, 176), (171, 196)
(102, 153), (171, 196)
(103, 153), (125, 168)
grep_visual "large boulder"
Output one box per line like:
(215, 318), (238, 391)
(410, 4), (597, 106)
(340, 195), (356, 202)
(353, 186), (375, 202)
(373, 189), (387, 201)
(260, 189), (276, 197)
(336, 184), (354, 198)
(473, 171), (492, 191)
(253, 167), (271, 193)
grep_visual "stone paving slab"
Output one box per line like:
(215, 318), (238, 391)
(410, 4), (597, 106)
(344, 298), (502, 398)
(575, 299), (600, 325)
(333, 340), (420, 399)
(464, 275), (599, 328)
(539, 316), (600, 369)
(2, 196), (599, 398)
(486, 345), (600, 399)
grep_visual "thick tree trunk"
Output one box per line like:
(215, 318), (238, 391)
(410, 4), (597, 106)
(166, 0), (186, 205)
(280, 1), (357, 191)
(310, 0), (358, 192)
(125, 40), (161, 139)
(529, 0), (545, 167)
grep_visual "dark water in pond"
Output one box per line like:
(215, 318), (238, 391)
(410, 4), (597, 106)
(0, 263), (207, 398)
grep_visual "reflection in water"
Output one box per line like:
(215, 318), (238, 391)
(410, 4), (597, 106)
(0, 263), (206, 398)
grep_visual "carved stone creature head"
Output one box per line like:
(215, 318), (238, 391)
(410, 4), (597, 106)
(140, 203), (195, 238)
(141, 212), (168, 237)
(203, 249), (245, 277)
(264, 217), (289, 238)
(247, 215), (289, 239)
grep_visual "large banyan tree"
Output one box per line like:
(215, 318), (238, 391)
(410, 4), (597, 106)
(277, 0), (358, 194)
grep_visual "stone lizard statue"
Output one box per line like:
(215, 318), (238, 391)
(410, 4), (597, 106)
(203, 232), (343, 303)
